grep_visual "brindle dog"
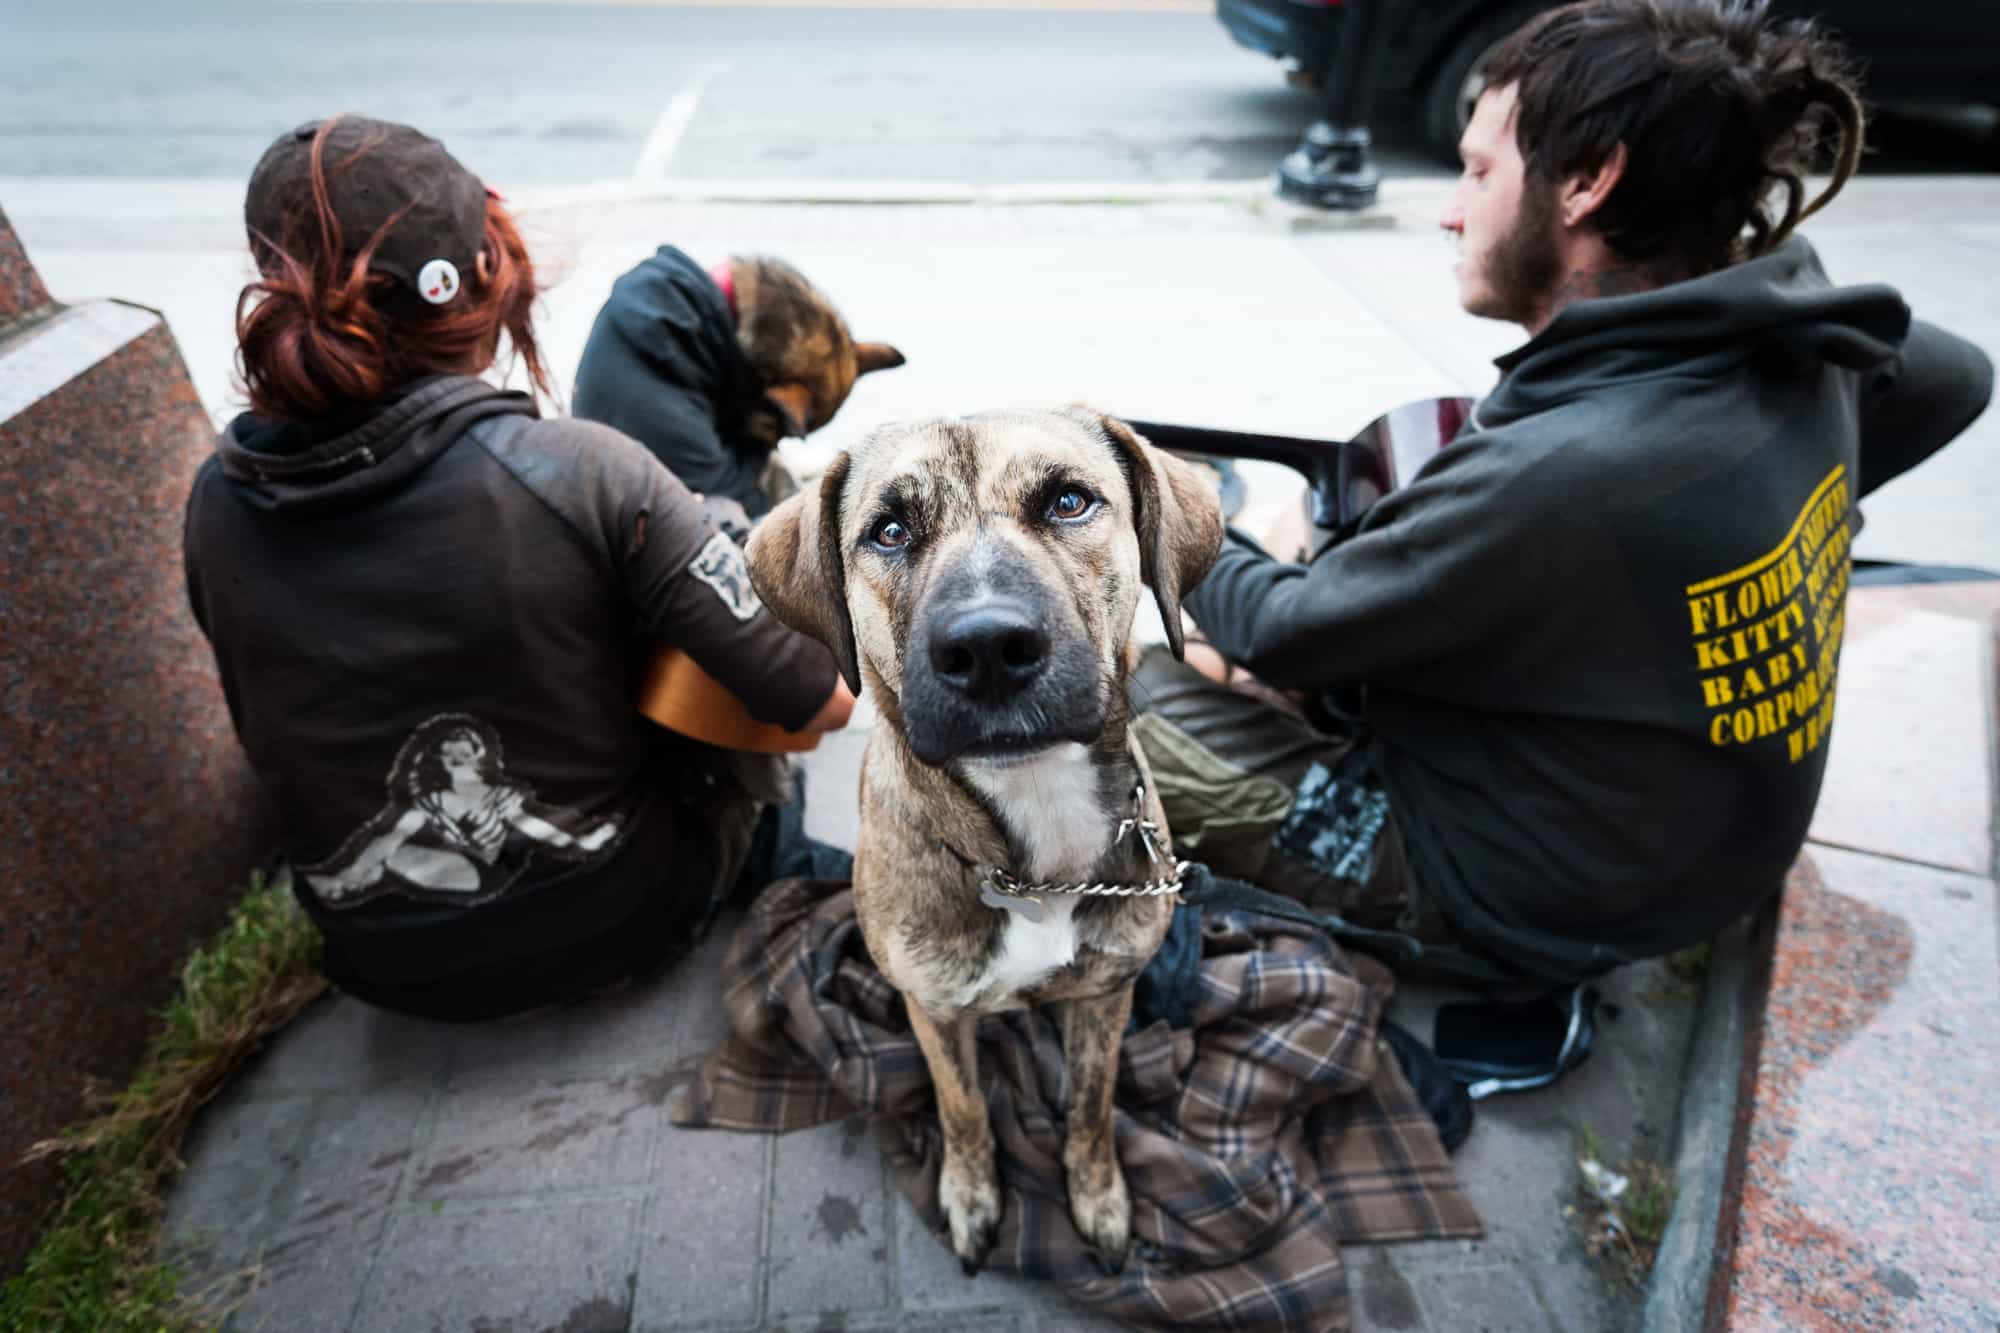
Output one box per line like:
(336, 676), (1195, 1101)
(725, 255), (905, 453)
(746, 407), (1223, 1274)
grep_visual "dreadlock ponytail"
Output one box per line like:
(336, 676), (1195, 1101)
(1750, 8), (1867, 256)
(1486, 0), (1868, 275)
(1775, 73), (1865, 241)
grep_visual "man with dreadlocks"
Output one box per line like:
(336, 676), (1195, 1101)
(1142, 0), (1993, 983)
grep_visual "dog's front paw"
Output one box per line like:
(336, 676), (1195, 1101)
(1066, 1154), (1132, 1275)
(940, 1156), (1003, 1276)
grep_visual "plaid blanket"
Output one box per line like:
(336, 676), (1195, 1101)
(673, 878), (1480, 1331)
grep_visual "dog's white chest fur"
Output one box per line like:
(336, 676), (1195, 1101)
(951, 743), (1112, 1009)
(956, 897), (1081, 1009)
(962, 743), (1111, 882)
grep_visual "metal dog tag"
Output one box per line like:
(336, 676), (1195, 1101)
(979, 882), (1045, 923)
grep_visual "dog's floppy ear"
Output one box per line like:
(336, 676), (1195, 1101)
(1094, 413), (1225, 660)
(854, 342), (905, 376)
(745, 452), (862, 693)
(762, 382), (812, 438)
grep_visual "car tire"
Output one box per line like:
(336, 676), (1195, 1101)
(1421, 3), (1547, 163)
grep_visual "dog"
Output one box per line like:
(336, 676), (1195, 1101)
(724, 255), (906, 452)
(746, 406), (1224, 1274)
(572, 247), (904, 527)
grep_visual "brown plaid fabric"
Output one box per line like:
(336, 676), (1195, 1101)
(673, 877), (1480, 1331)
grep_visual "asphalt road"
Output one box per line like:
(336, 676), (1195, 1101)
(3, 0), (1994, 199)
(0, 0), (1341, 185)
(6, 0), (1986, 192)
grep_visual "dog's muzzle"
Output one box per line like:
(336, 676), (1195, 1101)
(902, 568), (1102, 766)
(927, 597), (1048, 704)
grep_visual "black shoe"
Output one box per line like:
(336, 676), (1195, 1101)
(1432, 985), (1599, 1100)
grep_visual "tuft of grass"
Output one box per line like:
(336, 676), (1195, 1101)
(1621, 1163), (1676, 1249)
(1637, 940), (1714, 1006)
(1571, 1126), (1679, 1290)
(0, 872), (325, 1333)
(1664, 942), (1712, 985)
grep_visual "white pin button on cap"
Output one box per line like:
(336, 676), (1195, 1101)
(416, 258), (461, 305)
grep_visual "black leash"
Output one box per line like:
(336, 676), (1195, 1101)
(1175, 862), (1524, 988)
(1178, 864), (1601, 1103)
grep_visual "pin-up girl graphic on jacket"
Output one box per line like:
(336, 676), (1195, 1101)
(302, 714), (621, 907)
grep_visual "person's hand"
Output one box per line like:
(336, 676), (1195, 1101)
(1183, 638), (1235, 685)
(578, 821), (618, 853)
(802, 677), (857, 733)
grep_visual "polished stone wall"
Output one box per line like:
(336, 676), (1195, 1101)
(0, 205), (270, 1274)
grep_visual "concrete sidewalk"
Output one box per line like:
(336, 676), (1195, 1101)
(153, 567), (2000, 1332)
(157, 903), (1698, 1332)
(5, 173), (1998, 567)
(6, 177), (1988, 1331)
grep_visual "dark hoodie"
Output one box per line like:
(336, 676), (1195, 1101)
(184, 376), (838, 1004)
(571, 245), (776, 518)
(1185, 238), (1992, 981)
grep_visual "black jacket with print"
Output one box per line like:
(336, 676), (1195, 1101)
(184, 376), (838, 993)
(1185, 238), (1992, 981)
(571, 245), (777, 519)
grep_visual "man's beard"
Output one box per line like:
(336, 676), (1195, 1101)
(1475, 182), (1563, 328)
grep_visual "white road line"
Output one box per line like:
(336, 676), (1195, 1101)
(632, 62), (733, 180)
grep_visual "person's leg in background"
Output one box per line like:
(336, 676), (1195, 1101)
(1129, 644), (1451, 949)
(734, 764), (854, 893)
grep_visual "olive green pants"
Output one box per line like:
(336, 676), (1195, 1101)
(1129, 646), (1458, 951)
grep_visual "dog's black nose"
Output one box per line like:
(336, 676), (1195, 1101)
(928, 600), (1049, 701)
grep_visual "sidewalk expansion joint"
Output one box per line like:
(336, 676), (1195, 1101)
(1803, 835), (1995, 880)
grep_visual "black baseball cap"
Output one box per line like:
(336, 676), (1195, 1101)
(245, 115), (488, 307)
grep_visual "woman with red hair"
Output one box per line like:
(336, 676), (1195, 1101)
(185, 116), (852, 1019)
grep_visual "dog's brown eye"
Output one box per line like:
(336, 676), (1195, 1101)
(870, 517), (911, 550)
(1050, 488), (1095, 522)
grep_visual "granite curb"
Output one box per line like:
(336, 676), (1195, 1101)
(1637, 898), (1779, 1333)
(1639, 580), (2000, 1332)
